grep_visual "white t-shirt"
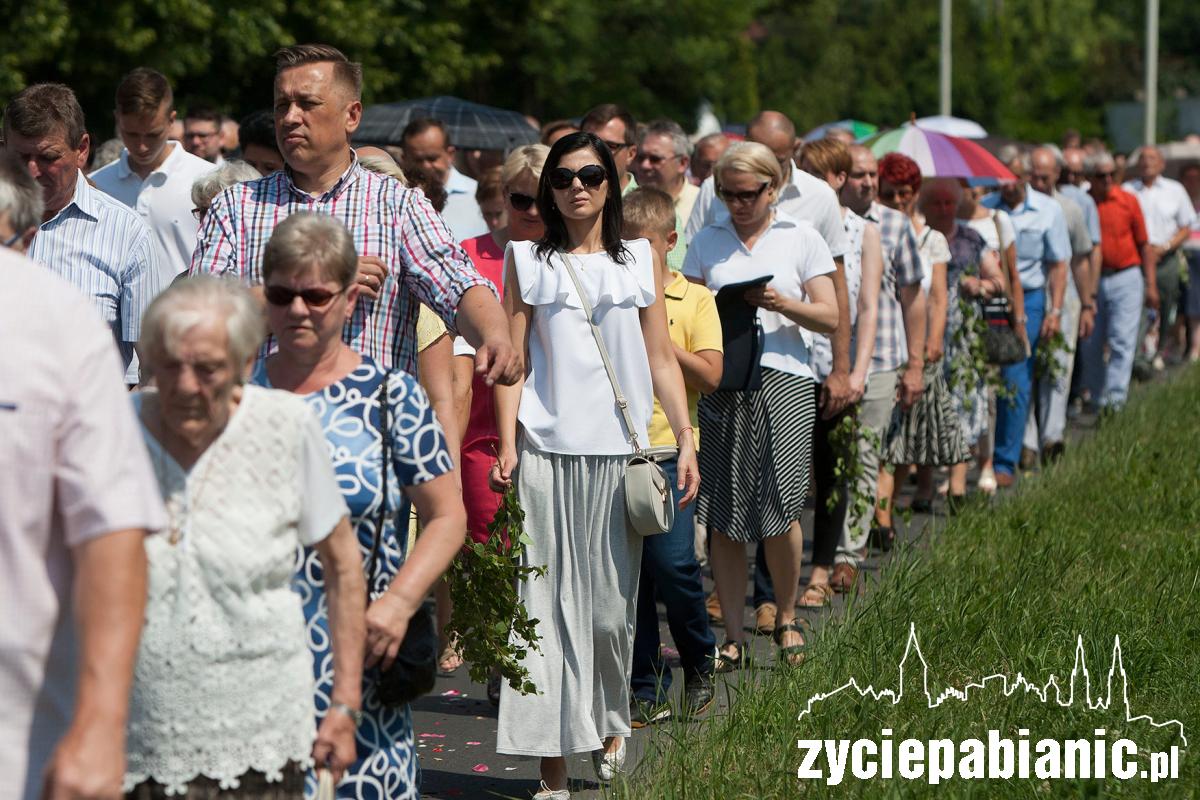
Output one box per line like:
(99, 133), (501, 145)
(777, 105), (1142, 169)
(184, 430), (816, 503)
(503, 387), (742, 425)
(441, 167), (488, 242)
(967, 208), (1016, 255)
(683, 211), (836, 381)
(0, 252), (166, 800)
(90, 142), (216, 280)
(917, 224), (952, 294)
(1123, 176), (1197, 248)
(513, 238), (657, 455)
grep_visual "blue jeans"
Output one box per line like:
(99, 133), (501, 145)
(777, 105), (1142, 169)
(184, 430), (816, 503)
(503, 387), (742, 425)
(1080, 266), (1144, 409)
(631, 458), (716, 704)
(994, 287), (1044, 476)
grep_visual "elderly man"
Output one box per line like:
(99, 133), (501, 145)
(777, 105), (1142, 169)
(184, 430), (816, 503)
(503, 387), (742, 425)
(1124, 146), (1197, 365)
(982, 152), (1071, 486)
(0, 153), (166, 800)
(190, 44), (516, 381)
(835, 143), (927, 587)
(689, 132), (729, 186)
(1081, 151), (1157, 410)
(91, 68), (216, 279)
(1023, 145), (1097, 462)
(580, 103), (639, 193)
(633, 119), (698, 270)
(182, 105), (224, 164)
(399, 117), (487, 240)
(4, 82), (164, 386)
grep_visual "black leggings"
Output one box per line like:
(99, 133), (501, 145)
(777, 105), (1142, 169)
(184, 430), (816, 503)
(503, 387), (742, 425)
(810, 403), (854, 569)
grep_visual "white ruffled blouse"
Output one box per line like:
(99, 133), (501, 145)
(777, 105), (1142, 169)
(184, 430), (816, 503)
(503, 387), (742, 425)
(511, 238), (657, 455)
(124, 386), (349, 793)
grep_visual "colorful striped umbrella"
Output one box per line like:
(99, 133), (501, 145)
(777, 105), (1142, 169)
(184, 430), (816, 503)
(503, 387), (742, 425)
(802, 119), (878, 142)
(863, 125), (1016, 182)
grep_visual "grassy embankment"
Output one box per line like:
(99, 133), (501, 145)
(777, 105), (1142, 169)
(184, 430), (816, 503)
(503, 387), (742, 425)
(619, 366), (1200, 799)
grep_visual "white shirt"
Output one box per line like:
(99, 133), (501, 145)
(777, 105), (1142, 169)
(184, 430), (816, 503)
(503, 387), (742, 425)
(685, 164), (850, 259)
(967, 209), (1016, 254)
(90, 142), (216, 280)
(512, 238), (657, 455)
(683, 210), (836, 381)
(0, 252), (166, 800)
(1123, 176), (1197, 248)
(124, 386), (348, 793)
(811, 210), (868, 381)
(916, 225), (951, 294)
(441, 166), (488, 241)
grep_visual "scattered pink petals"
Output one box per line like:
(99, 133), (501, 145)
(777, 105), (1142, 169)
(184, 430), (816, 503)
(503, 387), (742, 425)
(466, 741), (482, 746)
(441, 689), (462, 697)
(419, 733), (446, 739)
(472, 764), (489, 773)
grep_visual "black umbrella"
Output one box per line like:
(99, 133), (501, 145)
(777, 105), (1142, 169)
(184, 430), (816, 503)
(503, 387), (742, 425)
(354, 95), (538, 151)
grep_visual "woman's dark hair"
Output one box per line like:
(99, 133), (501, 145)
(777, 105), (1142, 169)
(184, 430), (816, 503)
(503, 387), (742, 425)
(534, 131), (629, 264)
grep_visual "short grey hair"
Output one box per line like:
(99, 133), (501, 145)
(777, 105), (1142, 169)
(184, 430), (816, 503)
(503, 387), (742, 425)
(0, 152), (44, 232)
(139, 276), (264, 377)
(639, 119), (691, 158)
(997, 145), (1031, 173)
(191, 160), (262, 210)
(262, 211), (358, 287)
(1084, 151), (1116, 175)
(91, 138), (124, 171)
(1038, 143), (1066, 169)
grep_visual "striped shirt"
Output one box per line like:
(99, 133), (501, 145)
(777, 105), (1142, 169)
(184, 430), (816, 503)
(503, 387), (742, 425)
(864, 201), (924, 374)
(28, 171), (163, 383)
(189, 155), (493, 372)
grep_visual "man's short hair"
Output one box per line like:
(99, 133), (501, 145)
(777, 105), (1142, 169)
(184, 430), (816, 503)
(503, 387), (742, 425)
(998, 144), (1031, 173)
(274, 44), (363, 101)
(238, 109), (278, 154)
(184, 105), (222, 127)
(115, 68), (173, 116)
(800, 138), (852, 177)
(622, 186), (676, 239)
(1084, 151), (1115, 175)
(2, 83), (87, 148)
(0, 150), (44, 231)
(580, 104), (637, 145)
(475, 167), (504, 204)
(639, 119), (690, 158)
(400, 117), (451, 148)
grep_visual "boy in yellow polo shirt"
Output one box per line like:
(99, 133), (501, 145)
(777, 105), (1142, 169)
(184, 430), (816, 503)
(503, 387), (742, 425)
(622, 187), (723, 726)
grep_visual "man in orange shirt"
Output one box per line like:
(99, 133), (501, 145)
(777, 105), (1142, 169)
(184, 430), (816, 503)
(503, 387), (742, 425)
(1079, 151), (1158, 410)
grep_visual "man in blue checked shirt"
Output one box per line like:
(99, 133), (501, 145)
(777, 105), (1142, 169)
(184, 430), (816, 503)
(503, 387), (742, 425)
(982, 152), (1070, 487)
(5, 83), (164, 386)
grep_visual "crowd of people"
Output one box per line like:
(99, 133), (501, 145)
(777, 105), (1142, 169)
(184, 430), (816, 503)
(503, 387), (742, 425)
(2, 41), (1198, 800)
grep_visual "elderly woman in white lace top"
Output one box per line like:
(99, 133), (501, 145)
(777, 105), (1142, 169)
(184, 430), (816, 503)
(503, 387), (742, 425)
(124, 276), (366, 798)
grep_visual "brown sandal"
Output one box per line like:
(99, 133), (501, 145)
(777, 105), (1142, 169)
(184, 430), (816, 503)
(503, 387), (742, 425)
(798, 582), (833, 608)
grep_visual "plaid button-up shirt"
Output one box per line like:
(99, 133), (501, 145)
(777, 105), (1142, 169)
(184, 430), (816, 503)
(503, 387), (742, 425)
(189, 155), (494, 373)
(864, 201), (924, 373)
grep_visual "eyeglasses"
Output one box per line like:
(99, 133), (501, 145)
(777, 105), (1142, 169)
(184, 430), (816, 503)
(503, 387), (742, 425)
(509, 192), (536, 211)
(637, 152), (682, 166)
(600, 139), (628, 154)
(1093, 171), (1116, 180)
(717, 182), (769, 205)
(264, 285), (346, 308)
(548, 165), (607, 190)
(878, 186), (916, 202)
(191, 207), (206, 221)
(2, 231), (22, 249)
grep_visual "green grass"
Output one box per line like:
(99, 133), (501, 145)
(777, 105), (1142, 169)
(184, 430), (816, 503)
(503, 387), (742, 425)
(618, 366), (1200, 799)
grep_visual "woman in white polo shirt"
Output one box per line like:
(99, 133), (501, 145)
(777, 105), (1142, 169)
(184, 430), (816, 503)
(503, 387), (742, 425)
(683, 141), (838, 670)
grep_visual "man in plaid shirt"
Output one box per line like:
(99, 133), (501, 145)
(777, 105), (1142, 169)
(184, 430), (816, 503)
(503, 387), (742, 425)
(190, 44), (517, 383)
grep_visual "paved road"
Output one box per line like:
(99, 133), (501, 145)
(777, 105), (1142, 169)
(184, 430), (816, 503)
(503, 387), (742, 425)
(413, 404), (1113, 799)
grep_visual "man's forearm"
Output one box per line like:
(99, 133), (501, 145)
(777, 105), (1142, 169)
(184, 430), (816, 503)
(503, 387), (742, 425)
(1048, 261), (1067, 310)
(455, 284), (509, 348)
(1141, 243), (1158, 285)
(830, 258), (852, 374)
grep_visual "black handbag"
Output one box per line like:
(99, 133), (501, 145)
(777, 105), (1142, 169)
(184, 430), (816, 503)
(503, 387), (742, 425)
(980, 296), (1026, 366)
(367, 375), (438, 707)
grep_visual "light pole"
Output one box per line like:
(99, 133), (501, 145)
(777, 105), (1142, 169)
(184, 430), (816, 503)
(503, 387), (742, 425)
(1144, 0), (1159, 145)
(940, 0), (952, 116)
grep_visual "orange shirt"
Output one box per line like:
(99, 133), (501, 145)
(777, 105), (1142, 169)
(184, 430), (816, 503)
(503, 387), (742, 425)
(1094, 186), (1148, 271)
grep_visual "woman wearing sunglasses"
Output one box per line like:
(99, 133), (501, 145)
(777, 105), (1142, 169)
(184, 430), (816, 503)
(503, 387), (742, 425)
(250, 212), (466, 800)
(489, 132), (699, 799)
(682, 141), (838, 671)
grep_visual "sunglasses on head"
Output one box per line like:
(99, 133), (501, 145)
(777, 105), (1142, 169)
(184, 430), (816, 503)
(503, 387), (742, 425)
(548, 165), (607, 190)
(717, 182), (769, 204)
(264, 284), (346, 308)
(509, 192), (536, 211)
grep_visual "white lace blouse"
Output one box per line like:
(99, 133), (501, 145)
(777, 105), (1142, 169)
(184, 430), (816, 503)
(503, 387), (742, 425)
(124, 385), (349, 793)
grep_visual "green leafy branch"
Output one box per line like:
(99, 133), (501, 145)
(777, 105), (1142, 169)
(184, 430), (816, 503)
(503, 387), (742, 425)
(948, 295), (1014, 412)
(1034, 329), (1071, 383)
(446, 484), (546, 696)
(826, 412), (881, 530)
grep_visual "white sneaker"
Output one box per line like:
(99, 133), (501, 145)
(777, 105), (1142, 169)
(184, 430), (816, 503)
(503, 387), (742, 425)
(977, 467), (997, 495)
(533, 780), (570, 799)
(591, 737), (626, 782)
(535, 782), (571, 800)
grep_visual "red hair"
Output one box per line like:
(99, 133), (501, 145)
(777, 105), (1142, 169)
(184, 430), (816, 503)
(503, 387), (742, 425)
(878, 152), (923, 191)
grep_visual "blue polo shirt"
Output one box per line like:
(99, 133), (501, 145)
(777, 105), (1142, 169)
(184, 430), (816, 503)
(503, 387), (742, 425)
(982, 187), (1071, 291)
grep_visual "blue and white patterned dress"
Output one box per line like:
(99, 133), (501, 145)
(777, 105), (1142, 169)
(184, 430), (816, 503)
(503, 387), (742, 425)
(252, 355), (453, 800)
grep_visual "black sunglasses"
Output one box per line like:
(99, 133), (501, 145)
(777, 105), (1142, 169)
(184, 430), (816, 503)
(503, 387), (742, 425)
(509, 192), (536, 211)
(548, 165), (607, 190)
(264, 284), (346, 308)
(717, 182), (769, 204)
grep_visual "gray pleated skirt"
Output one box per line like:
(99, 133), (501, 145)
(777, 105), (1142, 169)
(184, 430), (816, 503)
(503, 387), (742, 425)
(495, 441), (642, 757)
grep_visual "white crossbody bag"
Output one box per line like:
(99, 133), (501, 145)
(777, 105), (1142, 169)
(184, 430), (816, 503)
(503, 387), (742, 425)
(559, 251), (674, 537)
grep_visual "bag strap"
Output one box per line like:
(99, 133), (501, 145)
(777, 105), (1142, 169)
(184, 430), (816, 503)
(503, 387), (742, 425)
(558, 251), (643, 456)
(366, 373), (389, 596)
(991, 213), (1013, 299)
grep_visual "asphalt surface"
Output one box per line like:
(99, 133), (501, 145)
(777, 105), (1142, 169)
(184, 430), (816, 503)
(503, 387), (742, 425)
(413, 397), (1121, 800)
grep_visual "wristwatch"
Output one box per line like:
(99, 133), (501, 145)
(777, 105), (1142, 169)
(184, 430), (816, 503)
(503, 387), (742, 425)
(330, 702), (363, 726)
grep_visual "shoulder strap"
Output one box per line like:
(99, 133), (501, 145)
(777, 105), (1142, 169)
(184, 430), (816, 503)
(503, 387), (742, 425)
(991, 214), (1013, 298)
(366, 372), (389, 595)
(558, 251), (643, 455)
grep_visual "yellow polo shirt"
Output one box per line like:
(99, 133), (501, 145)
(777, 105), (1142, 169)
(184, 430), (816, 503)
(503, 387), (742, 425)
(648, 271), (723, 448)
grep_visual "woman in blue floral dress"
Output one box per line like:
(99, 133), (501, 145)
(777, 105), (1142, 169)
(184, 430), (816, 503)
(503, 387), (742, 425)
(252, 212), (466, 799)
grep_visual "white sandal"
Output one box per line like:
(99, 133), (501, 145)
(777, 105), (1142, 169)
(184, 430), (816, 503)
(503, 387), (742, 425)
(533, 780), (570, 799)
(591, 737), (626, 782)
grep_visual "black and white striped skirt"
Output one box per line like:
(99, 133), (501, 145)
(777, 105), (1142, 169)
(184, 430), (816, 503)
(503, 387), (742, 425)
(696, 368), (817, 542)
(884, 361), (970, 466)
